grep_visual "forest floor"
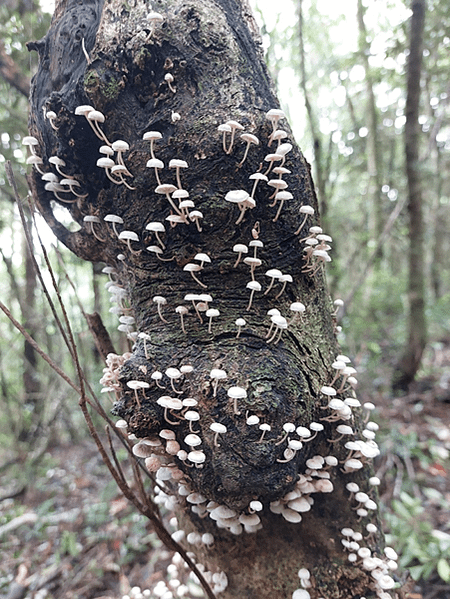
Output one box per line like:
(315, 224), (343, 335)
(1, 343), (450, 599)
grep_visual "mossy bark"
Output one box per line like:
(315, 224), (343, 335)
(27, 1), (394, 597)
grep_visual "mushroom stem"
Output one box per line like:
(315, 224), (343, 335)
(189, 270), (207, 289)
(273, 199), (285, 222)
(246, 289), (256, 311)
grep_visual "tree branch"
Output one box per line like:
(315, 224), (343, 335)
(0, 41), (30, 97)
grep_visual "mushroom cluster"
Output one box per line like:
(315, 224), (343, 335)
(25, 16), (396, 595)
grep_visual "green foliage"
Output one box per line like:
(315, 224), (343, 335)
(385, 491), (450, 583)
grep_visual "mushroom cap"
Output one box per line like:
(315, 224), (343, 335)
(155, 183), (177, 194)
(165, 367), (181, 379)
(300, 205), (315, 215)
(112, 140), (129, 152)
(172, 189), (189, 199)
(225, 189), (249, 203)
(22, 135), (39, 146)
(183, 263), (201, 272)
(188, 450), (206, 464)
(49, 156), (65, 166)
(60, 178), (80, 187)
(119, 230), (139, 241)
(241, 133), (259, 144)
(273, 166), (291, 175)
(266, 108), (285, 119)
(233, 243), (248, 253)
(184, 433), (202, 447)
(104, 214), (124, 224)
(210, 368), (227, 380)
(265, 268), (283, 279)
(159, 429), (176, 440)
(146, 158), (164, 168)
(169, 159), (188, 169)
(111, 165), (128, 174)
(147, 11), (164, 23)
(281, 507), (302, 523)
(276, 142), (293, 157)
(246, 281), (262, 291)
(246, 415), (260, 425)
(87, 110), (105, 122)
(97, 157), (115, 168)
(249, 172), (268, 181)
(264, 153), (283, 163)
(275, 190), (294, 201)
(179, 200), (195, 210)
(321, 385), (337, 397)
(195, 252), (211, 263)
(210, 422), (227, 434)
(182, 397), (198, 407)
(225, 119), (244, 130)
(74, 104), (94, 116)
(184, 410), (200, 421)
(143, 131), (163, 140)
(268, 179), (288, 190)
(153, 295), (167, 304)
(164, 73), (174, 82)
(235, 318), (246, 326)
(290, 302), (306, 313)
(146, 221), (166, 232)
(271, 130), (288, 141)
(26, 155), (43, 165)
(83, 215), (101, 224)
(206, 308), (220, 318)
(147, 245), (163, 254)
(227, 386), (247, 399)
(166, 215), (185, 224)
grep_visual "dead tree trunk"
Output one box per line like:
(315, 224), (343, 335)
(26, 1), (400, 597)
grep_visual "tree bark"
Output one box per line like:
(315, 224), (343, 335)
(26, 1), (398, 597)
(393, 0), (427, 393)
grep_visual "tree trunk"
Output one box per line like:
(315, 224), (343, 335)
(26, 1), (399, 597)
(297, 0), (328, 229)
(393, 0), (427, 393)
(356, 0), (383, 254)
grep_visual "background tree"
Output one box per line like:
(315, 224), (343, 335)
(393, 0), (427, 392)
(24, 0), (399, 598)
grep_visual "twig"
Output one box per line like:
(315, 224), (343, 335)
(0, 301), (81, 395)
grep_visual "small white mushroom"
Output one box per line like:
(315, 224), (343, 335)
(169, 158), (188, 189)
(210, 369), (227, 397)
(235, 317), (246, 338)
(210, 422), (227, 446)
(227, 386), (247, 415)
(143, 131), (163, 159)
(238, 133), (259, 167)
(118, 230), (140, 254)
(153, 295), (168, 323)
(246, 280), (261, 311)
(165, 72), (176, 93)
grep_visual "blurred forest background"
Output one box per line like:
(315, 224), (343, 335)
(0, 0), (449, 598)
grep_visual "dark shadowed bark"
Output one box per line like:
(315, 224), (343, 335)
(26, 1), (401, 597)
(393, 0), (427, 393)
